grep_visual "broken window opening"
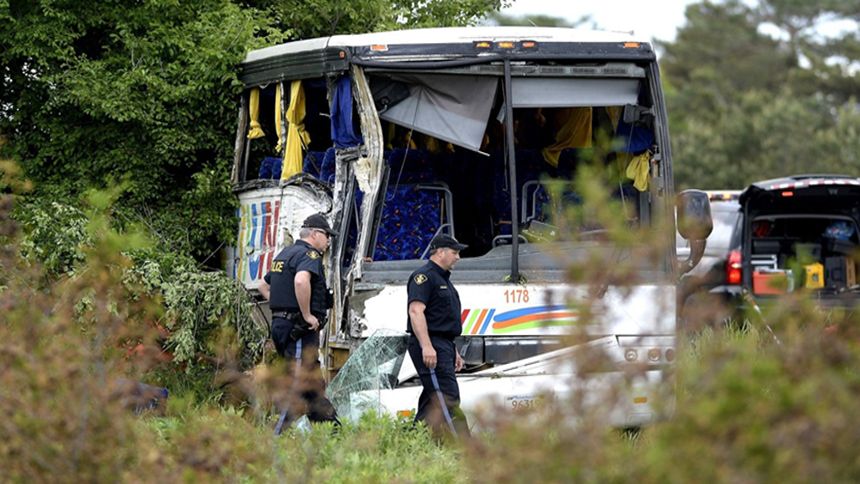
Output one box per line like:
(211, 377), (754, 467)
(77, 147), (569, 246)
(361, 70), (657, 275)
(239, 79), (334, 184)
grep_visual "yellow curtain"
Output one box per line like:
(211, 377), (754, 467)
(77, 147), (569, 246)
(541, 107), (592, 167)
(281, 80), (311, 181)
(247, 88), (265, 139)
(606, 106), (623, 132)
(626, 152), (650, 191)
(424, 136), (454, 154)
(274, 83), (284, 153)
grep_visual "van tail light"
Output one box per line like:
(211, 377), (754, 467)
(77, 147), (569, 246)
(727, 250), (742, 285)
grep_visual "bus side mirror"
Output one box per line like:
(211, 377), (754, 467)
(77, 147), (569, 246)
(677, 189), (713, 275)
(623, 103), (654, 126)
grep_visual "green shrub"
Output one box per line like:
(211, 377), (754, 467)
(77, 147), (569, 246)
(13, 195), (268, 403)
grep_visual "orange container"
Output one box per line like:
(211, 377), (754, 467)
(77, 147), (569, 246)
(753, 270), (792, 295)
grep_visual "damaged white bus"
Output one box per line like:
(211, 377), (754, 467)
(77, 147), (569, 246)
(227, 27), (712, 428)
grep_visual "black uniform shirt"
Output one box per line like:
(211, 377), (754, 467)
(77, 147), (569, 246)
(406, 260), (462, 339)
(264, 240), (328, 317)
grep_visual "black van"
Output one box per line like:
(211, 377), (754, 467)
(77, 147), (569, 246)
(739, 175), (859, 298)
(683, 175), (860, 326)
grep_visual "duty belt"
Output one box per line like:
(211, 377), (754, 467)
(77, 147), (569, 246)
(271, 311), (300, 320)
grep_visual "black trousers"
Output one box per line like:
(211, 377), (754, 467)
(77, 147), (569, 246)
(408, 334), (470, 437)
(271, 316), (339, 425)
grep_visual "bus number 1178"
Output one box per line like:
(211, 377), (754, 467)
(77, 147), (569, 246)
(504, 289), (530, 304)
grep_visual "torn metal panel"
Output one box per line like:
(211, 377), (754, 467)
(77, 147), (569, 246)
(328, 144), (360, 343)
(347, 283), (385, 339)
(231, 96), (248, 185)
(373, 73), (498, 153)
(278, 82), (287, 154)
(348, 65), (385, 282)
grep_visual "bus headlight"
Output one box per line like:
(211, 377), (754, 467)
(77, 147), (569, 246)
(624, 349), (638, 362)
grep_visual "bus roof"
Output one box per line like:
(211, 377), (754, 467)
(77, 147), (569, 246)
(243, 26), (650, 64)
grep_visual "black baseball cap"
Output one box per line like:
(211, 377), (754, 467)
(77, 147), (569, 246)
(429, 234), (467, 251)
(302, 214), (338, 236)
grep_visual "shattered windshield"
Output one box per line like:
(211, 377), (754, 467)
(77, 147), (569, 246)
(325, 329), (409, 421)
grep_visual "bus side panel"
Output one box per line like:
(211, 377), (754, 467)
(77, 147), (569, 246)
(355, 284), (676, 338)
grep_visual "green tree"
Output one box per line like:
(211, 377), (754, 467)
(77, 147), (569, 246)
(245, 0), (509, 38)
(658, 0), (796, 119)
(755, 0), (860, 105)
(485, 10), (589, 28)
(660, 0), (860, 189)
(671, 91), (851, 188)
(0, 0), (507, 260)
(0, 0), (281, 258)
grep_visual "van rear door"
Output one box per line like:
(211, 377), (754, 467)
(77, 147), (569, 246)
(739, 176), (860, 294)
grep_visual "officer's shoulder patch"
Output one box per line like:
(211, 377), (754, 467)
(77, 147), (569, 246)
(413, 273), (428, 285)
(306, 250), (320, 260)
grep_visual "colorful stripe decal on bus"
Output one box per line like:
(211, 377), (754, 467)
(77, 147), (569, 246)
(478, 308), (496, 335)
(461, 309), (481, 335)
(492, 305), (578, 334)
(248, 203), (260, 279)
(460, 305), (578, 335)
(260, 201), (279, 279)
(471, 309), (489, 335)
(460, 309), (471, 332)
(234, 200), (280, 282)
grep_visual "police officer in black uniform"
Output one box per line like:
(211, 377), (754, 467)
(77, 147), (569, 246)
(259, 213), (339, 427)
(407, 234), (470, 437)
